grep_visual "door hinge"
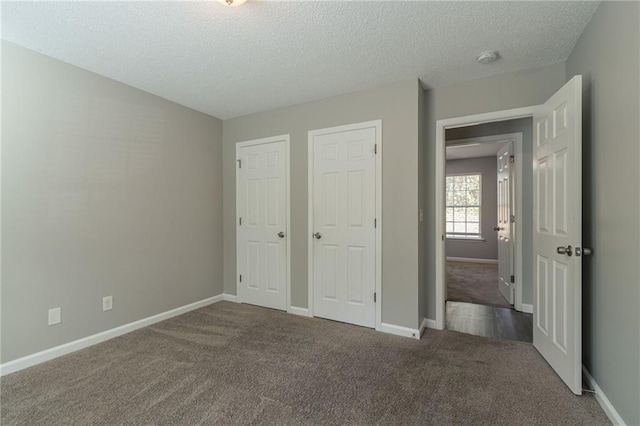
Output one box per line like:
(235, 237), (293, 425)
(374, 292), (377, 303)
(510, 275), (515, 284)
(237, 159), (242, 168)
(374, 218), (377, 228)
(239, 217), (242, 226)
(510, 215), (516, 223)
(239, 274), (242, 283)
(374, 144), (377, 154)
(509, 155), (515, 164)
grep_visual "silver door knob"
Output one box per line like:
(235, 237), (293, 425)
(277, 231), (285, 239)
(557, 245), (573, 256)
(314, 232), (322, 239)
(575, 247), (592, 257)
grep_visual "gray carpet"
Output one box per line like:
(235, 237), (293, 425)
(447, 261), (512, 308)
(1, 302), (607, 425)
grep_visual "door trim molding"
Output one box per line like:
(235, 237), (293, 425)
(307, 120), (382, 330)
(435, 107), (539, 330)
(447, 132), (524, 311)
(235, 134), (291, 312)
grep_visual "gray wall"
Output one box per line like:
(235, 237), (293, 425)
(223, 79), (422, 330)
(445, 118), (533, 305)
(424, 63), (567, 320)
(418, 86), (426, 323)
(445, 156), (498, 260)
(1, 42), (224, 363)
(566, 2), (640, 424)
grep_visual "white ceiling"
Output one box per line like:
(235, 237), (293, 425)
(446, 141), (508, 160)
(1, 1), (599, 119)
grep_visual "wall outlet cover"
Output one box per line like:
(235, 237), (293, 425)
(48, 307), (61, 325)
(103, 296), (113, 312)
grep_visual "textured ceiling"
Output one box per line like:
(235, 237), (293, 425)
(1, 1), (599, 119)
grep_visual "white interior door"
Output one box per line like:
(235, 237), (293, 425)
(496, 142), (514, 305)
(311, 125), (377, 328)
(533, 75), (582, 394)
(237, 139), (287, 311)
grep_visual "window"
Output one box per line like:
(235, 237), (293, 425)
(446, 174), (481, 239)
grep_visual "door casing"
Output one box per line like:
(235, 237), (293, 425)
(307, 120), (382, 331)
(435, 107), (538, 330)
(236, 135), (291, 312)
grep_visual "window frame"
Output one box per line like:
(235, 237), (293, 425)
(445, 172), (483, 240)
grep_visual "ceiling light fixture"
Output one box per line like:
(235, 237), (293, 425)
(219, 0), (247, 6)
(476, 50), (499, 64)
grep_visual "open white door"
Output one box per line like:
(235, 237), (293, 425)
(533, 75), (583, 394)
(496, 142), (514, 305)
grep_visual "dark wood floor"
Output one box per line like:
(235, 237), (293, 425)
(446, 301), (533, 343)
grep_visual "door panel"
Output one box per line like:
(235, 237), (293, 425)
(322, 245), (339, 301)
(536, 255), (549, 334)
(533, 75), (582, 394)
(237, 140), (287, 311)
(497, 142), (514, 304)
(347, 246), (365, 304)
(311, 126), (377, 328)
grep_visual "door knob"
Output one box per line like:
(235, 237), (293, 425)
(557, 245), (573, 256)
(575, 247), (592, 257)
(277, 231), (285, 239)
(314, 232), (322, 239)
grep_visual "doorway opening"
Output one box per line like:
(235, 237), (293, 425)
(444, 128), (532, 342)
(434, 76), (584, 395)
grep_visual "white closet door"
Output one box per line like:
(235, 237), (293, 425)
(311, 126), (376, 328)
(237, 140), (287, 311)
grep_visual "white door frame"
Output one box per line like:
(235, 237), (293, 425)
(446, 132), (524, 312)
(435, 107), (538, 330)
(236, 135), (292, 312)
(308, 120), (383, 330)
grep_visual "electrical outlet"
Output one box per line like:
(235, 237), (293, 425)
(48, 307), (61, 326)
(102, 296), (113, 312)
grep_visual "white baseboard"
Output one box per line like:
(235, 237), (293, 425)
(423, 318), (439, 330)
(287, 306), (311, 317)
(0, 295), (224, 377)
(418, 318), (428, 337)
(223, 293), (239, 303)
(447, 257), (498, 264)
(521, 303), (533, 314)
(378, 322), (421, 340)
(582, 365), (626, 425)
